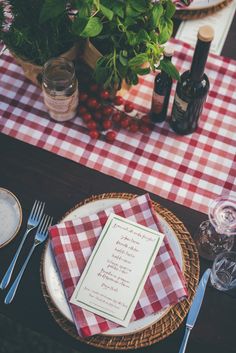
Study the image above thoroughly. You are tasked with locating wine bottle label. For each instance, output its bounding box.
[171,94,188,121]
[151,92,165,114]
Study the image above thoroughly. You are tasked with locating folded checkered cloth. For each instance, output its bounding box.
[49,194,188,337]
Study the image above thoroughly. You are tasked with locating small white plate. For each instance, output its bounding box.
[43,196,184,336]
[178,0,226,10]
[0,187,22,248]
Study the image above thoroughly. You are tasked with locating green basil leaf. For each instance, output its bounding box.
[101,0,124,17]
[150,3,163,28]
[165,0,176,18]
[126,31,137,46]
[80,17,103,37]
[137,29,150,44]
[39,0,66,23]
[95,66,107,84]
[124,17,137,27]
[126,3,140,18]
[112,2,124,18]
[119,52,128,66]
[159,59,180,80]
[129,0,148,13]
[149,31,158,43]
[131,73,139,85]
[117,61,128,77]
[95,57,109,84]
[158,17,173,44]
[135,67,150,75]
[100,4,114,21]
[129,53,149,67]
[72,16,88,35]
[77,4,91,18]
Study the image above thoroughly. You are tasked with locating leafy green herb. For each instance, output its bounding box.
[100,5,113,21]
[68,0,178,89]
[0,0,76,66]
[39,0,66,23]
[159,59,180,80]
[0,0,179,89]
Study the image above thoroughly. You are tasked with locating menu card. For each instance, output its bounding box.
[70,213,164,327]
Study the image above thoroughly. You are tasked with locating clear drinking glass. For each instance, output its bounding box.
[210,251,236,291]
[194,195,236,260]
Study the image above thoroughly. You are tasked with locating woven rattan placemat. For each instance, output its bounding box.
[40,193,199,350]
[174,0,232,19]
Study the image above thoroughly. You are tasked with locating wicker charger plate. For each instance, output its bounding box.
[174,0,232,19]
[40,193,199,350]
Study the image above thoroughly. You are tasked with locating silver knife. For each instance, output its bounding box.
[178,268,211,353]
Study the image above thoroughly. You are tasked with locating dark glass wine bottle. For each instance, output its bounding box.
[151,46,174,123]
[169,25,214,135]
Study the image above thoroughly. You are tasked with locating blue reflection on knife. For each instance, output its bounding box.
[178,268,211,353]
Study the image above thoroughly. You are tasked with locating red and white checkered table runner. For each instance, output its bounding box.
[0,38,235,214]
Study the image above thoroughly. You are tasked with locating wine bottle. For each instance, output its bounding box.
[151,46,174,123]
[169,25,214,135]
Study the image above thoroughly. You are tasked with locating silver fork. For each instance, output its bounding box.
[4,214,53,304]
[0,200,45,289]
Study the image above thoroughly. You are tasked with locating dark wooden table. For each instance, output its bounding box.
[0,13,236,353]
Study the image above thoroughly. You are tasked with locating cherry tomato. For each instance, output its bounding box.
[81,112,92,123]
[100,90,110,100]
[87,120,97,130]
[86,98,99,110]
[129,120,139,132]
[106,130,117,142]
[103,119,112,130]
[102,105,113,116]
[124,102,134,113]
[113,95,123,106]
[120,116,130,128]
[112,112,122,123]
[89,129,100,139]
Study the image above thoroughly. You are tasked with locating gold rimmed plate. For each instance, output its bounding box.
[175,0,232,19]
[0,187,22,248]
[40,193,199,350]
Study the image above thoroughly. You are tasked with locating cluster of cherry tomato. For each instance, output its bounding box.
[78,84,153,141]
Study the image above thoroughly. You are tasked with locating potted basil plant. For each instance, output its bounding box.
[40,0,179,91]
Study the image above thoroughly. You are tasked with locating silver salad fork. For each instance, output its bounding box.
[0,200,45,289]
[4,214,53,304]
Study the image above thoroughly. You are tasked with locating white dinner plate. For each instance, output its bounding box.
[179,0,227,10]
[42,196,184,336]
[0,187,22,248]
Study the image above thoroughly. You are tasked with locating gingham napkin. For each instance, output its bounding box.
[49,194,188,337]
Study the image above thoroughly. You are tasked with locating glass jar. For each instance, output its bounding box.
[42,57,78,121]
